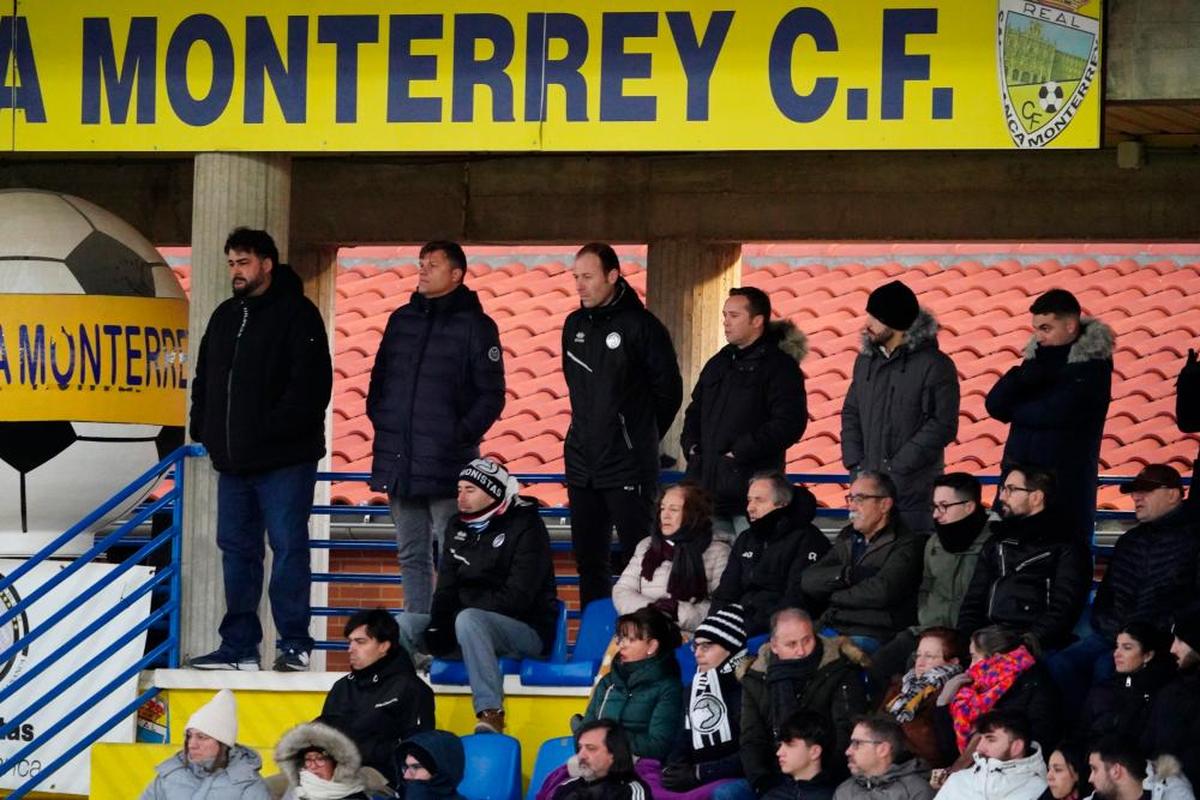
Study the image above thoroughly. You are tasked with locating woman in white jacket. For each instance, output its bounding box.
[612,484,730,633]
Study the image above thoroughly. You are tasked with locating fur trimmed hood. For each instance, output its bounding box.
[859,308,940,356]
[1021,315,1115,363]
[767,319,808,363]
[740,634,871,679]
[274,721,391,793]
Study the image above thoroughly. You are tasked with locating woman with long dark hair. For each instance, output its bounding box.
[613,483,730,632]
[1076,621,1175,745]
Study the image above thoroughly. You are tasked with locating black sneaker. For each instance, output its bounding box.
[273,649,311,672]
[188,649,260,671]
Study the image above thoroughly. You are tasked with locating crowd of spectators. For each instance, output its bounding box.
[172,234,1200,800]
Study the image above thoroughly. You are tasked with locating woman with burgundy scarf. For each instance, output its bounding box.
[613,483,731,632]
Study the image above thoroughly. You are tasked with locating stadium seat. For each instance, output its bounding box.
[459,733,523,800]
[524,736,575,800]
[521,599,616,686]
[432,600,567,685]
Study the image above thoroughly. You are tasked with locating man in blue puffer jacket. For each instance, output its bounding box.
[367,241,506,615]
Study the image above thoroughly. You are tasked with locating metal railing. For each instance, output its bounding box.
[0,445,1137,795]
[0,444,193,799]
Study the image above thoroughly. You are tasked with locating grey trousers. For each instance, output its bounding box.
[389,495,457,614]
[397,609,542,713]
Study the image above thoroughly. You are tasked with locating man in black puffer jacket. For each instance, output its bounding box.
[986,288,1114,542]
[710,473,831,638]
[188,227,332,672]
[1048,464,1200,709]
[956,466,1091,651]
[397,458,557,736]
[563,243,682,606]
[367,241,505,616]
[681,287,808,537]
[318,608,434,786]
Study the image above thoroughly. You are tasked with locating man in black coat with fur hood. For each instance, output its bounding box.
[986,288,1114,542]
[841,280,960,535]
[682,287,809,539]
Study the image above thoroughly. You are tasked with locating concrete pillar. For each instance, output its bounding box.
[644,240,742,466]
[291,243,339,671]
[182,153,291,663]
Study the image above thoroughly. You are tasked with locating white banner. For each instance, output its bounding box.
[0,560,155,795]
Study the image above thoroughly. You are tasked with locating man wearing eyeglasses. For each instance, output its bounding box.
[367,241,506,617]
[396,730,467,800]
[869,472,993,683]
[834,715,933,800]
[800,472,924,654]
[955,466,1090,652]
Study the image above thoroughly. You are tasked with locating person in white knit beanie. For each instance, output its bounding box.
[140,688,270,799]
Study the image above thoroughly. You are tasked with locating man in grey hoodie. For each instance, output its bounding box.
[833,715,932,800]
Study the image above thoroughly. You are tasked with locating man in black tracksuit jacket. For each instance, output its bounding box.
[681,286,808,535]
[188,227,332,671]
[367,241,506,616]
[396,458,557,734]
[956,466,1091,651]
[563,243,682,606]
[319,609,434,786]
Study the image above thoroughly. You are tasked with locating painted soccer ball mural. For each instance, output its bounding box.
[0,190,188,556]
[1038,81,1064,113]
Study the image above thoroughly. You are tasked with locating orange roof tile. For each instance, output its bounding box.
[161,244,1200,512]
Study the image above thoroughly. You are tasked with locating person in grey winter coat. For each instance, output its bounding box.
[841,281,960,535]
[985,289,1114,542]
[834,716,933,800]
[141,689,270,800]
[271,721,394,799]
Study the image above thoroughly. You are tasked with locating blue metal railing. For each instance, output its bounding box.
[0,444,194,799]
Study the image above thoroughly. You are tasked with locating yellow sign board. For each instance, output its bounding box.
[2,0,1102,151]
[0,295,188,426]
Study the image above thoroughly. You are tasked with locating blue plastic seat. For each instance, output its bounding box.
[524,736,575,800]
[458,733,523,800]
[432,600,567,686]
[521,599,616,686]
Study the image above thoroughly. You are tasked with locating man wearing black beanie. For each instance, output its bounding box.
[841,280,960,534]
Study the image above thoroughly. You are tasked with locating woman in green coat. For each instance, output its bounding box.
[581,607,684,761]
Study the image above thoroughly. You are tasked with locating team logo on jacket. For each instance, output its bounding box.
[492,533,506,548]
[997,0,1100,148]
[488,346,501,362]
[605,332,622,349]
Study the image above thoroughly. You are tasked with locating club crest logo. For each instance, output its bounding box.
[997,0,1100,148]
[605,332,622,350]
[0,575,31,689]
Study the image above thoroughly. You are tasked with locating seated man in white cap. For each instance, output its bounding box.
[140,688,270,799]
[396,457,558,734]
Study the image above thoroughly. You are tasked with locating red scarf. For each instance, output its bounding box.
[949,645,1035,750]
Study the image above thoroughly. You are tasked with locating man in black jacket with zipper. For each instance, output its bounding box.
[563,242,683,606]
[395,458,557,736]
[681,287,808,539]
[188,227,332,672]
[367,241,506,616]
[955,466,1090,651]
[319,608,434,785]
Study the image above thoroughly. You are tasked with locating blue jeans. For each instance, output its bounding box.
[389,495,457,614]
[1046,631,1115,709]
[711,779,756,800]
[397,608,542,713]
[216,461,316,656]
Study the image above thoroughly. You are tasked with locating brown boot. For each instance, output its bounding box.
[474,708,505,734]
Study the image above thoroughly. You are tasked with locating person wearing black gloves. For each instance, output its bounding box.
[395,458,557,735]
[986,288,1114,542]
[563,242,683,606]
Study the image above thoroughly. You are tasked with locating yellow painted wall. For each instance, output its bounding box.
[91,690,587,800]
